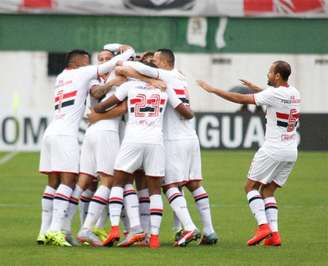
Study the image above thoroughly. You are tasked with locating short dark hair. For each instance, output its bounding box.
[273,60,291,81]
[66,49,90,66]
[156,48,175,67]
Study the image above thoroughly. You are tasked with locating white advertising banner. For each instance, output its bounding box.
[0,0,327,18]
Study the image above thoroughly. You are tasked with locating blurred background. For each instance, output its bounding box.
[0,0,327,152]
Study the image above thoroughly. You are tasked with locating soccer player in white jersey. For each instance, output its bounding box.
[197,60,301,246]
[37,46,135,247]
[116,49,217,246]
[93,68,193,248]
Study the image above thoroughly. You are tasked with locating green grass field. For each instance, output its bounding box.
[0,151,327,266]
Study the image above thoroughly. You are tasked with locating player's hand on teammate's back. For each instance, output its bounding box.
[87,109,101,124]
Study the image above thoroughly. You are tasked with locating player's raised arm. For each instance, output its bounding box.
[197,80,256,105]
[167,87,193,119]
[97,45,135,75]
[115,66,166,91]
[93,95,121,113]
[239,79,263,92]
[90,75,126,99]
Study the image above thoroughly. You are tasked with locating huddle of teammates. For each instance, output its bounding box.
[37,43,217,248]
[37,42,301,248]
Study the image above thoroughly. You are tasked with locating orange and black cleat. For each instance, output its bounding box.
[149,234,160,249]
[264,231,281,246]
[247,224,272,246]
[103,226,120,247]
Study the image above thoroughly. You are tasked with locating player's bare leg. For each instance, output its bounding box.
[37,173,60,244]
[78,173,113,247]
[245,179,272,246]
[261,182,281,246]
[185,180,216,245]
[146,176,163,248]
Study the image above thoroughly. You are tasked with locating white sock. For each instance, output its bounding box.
[173,212,182,232]
[79,189,94,227]
[149,194,163,236]
[39,186,56,234]
[247,190,268,226]
[192,186,215,235]
[62,185,83,233]
[138,188,150,234]
[166,187,196,231]
[264,197,278,232]
[49,184,73,232]
[120,206,130,233]
[108,186,124,227]
[83,185,110,230]
[123,184,140,228]
[95,202,109,229]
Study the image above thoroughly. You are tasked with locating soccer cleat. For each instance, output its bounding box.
[103,226,121,247]
[149,234,160,249]
[175,229,201,247]
[46,231,72,247]
[117,226,145,247]
[65,232,81,246]
[199,232,219,245]
[135,234,150,247]
[36,233,46,245]
[77,229,103,247]
[247,224,272,246]
[264,232,281,246]
[174,229,184,242]
[93,227,108,242]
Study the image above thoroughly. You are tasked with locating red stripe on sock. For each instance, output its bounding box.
[55,193,71,200]
[92,196,108,204]
[194,193,208,199]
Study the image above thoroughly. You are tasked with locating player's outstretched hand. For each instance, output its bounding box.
[239,79,262,92]
[148,79,166,91]
[87,109,101,124]
[196,80,215,93]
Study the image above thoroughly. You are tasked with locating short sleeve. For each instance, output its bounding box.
[79,65,98,81]
[114,82,129,101]
[89,79,100,90]
[254,87,276,106]
[167,86,182,108]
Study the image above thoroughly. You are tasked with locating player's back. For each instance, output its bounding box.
[118,80,168,144]
[162,69,196,141]
[261,85,301,161]
[45,66,97,137]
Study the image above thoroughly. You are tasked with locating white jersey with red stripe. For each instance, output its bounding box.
[86,72,122,134]
[122,61,197,140]
[160,69,197,141]
[114,79,182,144]
[44,66,98,137]
[254,85,301,161]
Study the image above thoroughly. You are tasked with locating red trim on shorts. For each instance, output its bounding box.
[97,171,112,177]
[40,171,78,175]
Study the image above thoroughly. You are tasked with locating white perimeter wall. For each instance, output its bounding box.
[0,51,328,114]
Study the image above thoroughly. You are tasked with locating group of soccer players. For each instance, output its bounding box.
[37,41,301,248]
[37,43,218,248]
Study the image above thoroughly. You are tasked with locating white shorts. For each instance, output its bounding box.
[247,148,295,187]
[80,130,120,177]
[114,142,165,177]
[39,135,79,174]
[162,138,203,186]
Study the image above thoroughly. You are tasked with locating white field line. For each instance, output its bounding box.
[0,151,19,165]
